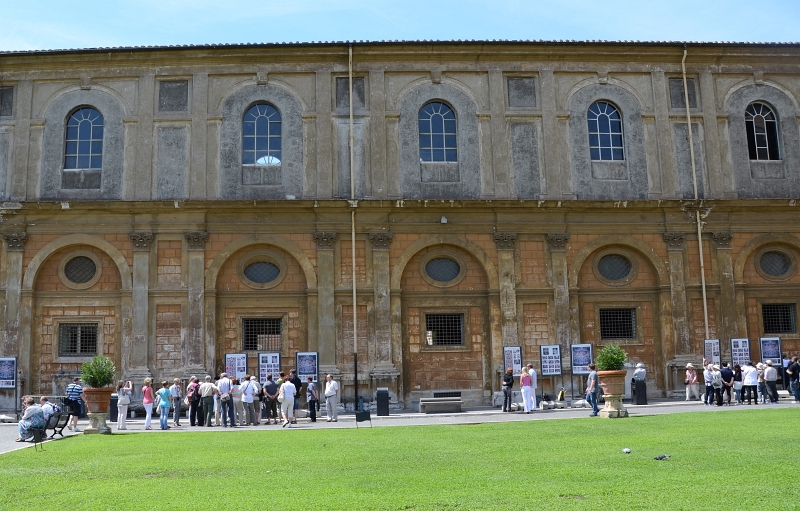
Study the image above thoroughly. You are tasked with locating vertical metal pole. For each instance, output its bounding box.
[349,43,359,411]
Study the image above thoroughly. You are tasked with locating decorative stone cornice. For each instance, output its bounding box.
[368,232,393,250]
[129,232,154,251]
[313,232,337,249]
[3,231,26,251]
[545,233,570,251]
[493,232,517,250]
[663,232,686,250]
[711,232,733,248]
[184,231,209,250]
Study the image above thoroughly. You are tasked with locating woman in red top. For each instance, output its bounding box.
[142,378,155,430]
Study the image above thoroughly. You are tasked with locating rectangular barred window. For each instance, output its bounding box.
[242,318,282,351]
[425,314,464,346]
[59,323,98,357]
[762,304,796,334]
[599,308,636,340]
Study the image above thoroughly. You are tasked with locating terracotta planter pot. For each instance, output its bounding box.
[597,370,627,395]
[82,387,114,413]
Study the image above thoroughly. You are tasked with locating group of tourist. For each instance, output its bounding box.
[502,364,539,413]
[684,356,800,406]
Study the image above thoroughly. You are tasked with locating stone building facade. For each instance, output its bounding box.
[0,40,799,410]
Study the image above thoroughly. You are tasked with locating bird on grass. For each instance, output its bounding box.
[654,454,671,460]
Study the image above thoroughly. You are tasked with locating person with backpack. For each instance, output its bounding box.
[710,365,724,406]
[65,376,85,432]
[186,376,202,427]
[501,367,514,412]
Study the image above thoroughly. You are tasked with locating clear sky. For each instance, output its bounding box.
[2,0,799,52]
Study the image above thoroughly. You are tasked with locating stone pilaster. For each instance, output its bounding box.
[368,232,399,401]
[712,232,740,347]
[185,232,208,375]
[546,233,571,348]
[663,233,691,355]
[127,232,152,382]
[314,232,339,375]
[494,233,518,346]
[2,232,25,404]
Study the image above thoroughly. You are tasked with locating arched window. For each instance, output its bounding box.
[587,101,624,161]
[745,102,780,160]
[242,103,281,165]
[64,107,104,170]
[419,101,457,162]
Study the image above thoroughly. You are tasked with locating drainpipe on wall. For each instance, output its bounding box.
[682,45,710,341]
[349,43,359,410]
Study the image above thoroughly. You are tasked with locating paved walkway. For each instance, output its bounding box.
[2,398,795,455]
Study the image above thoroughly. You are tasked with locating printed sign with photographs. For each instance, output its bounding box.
[539,345,562,376]
[729,339,750,367]
[0,357,16,389]
[571,344,593,375]
[225,353,248,381]
[704,339,721,365]
[759,337,782,364]
[503,346,522,376]
[296,352,318,382]
[258,353,281,384]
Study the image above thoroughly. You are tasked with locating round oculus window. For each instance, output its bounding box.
[597,254,632,281]
[243,261,281,284]
[759,251,791,277]
[425,257,461,283]
[64,256,98,284]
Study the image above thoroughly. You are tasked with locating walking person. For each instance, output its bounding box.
[241,376,258,426]
[520,367,533,414]
[733,364,743,404]
[742,361,759,405]
[685,363,699,401]
[279,376,297,427]
[198,375,217,427]
[65,376,85,432]
[169,378,182,426]
[324,374,339,422]
[720,363,734,406]
[306,376,319,422]
[763,360,779,403]
[186,376,202,427]
[263,374,279,424]
[586,363,600,417]
[156,381,172,430]
[142,378,155,430]
[786,356,800,403]
[117,380,132,431]
[502,367,514,412]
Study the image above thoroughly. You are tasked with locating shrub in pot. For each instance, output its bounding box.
[80,356,116,434]
[595,344,627,395]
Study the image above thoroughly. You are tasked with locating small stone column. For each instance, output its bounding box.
[494,233,518,346]
[185,232,208,374]
[127,232,153,382]
[314,232,339,376]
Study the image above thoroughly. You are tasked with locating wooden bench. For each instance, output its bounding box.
[419,397,463,414]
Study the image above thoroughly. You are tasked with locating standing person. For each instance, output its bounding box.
[703,364,714,406]
[216,372,236,427]
[720,363,734,406]
[186,376,202,427]
[786,356,800,403]
[263,374,279,424]
[501,367,514,412]
[711,365,724,406]
[733,364,743,405]
[586,363,600,417]
[306,376,319,422]
[251,376,263,424]
[529,364,538,411]
[520,368,533,414]
[279,376,297,427]
[231,378,243,426]
[324,374,339,422]
[763,360,779,403]
[276,372,285,386]
[65,376,84,432]
[142,378,155,431]
[756,363,768,404]
[198,375,217,427]
[742,361,759,405]
[117,380,132,431]
[241,376,258,426]
[169,378,182,427]
[289,370,303,424]
[157,381,172,430]
[685,363,699,401]
[632,363,647,404]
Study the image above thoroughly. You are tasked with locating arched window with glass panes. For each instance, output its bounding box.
[745,102,780,161]
[242,103,282,165]
[64,107,104,171]
[418,101,457,162]
[587,101,624,161]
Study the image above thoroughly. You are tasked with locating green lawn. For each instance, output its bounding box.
[2,408,798,510]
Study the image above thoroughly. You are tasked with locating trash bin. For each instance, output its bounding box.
[376,388,390,416]
[634,380,647,405]
[109,393,119,422]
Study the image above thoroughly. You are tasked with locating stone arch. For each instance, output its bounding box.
[398,82,481,199]
[564,76,649,114]
[205,234,317,290]
[733,233,800,284]
[218,83,304,200]
[22,234,132,290]
[568,83,649,200]
[390,234,499,290]
[568,234,668,289]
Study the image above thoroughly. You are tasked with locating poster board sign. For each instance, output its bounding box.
[0,357,16,389]
[730,338,750,367]
[296,352,319,382]
[258,353,281,384]
[704,339,721,365]
[570,344,593,375]
[759,337,782,364]
[503,346,523,376]
[539,345,562,376]
[225,353,247,381]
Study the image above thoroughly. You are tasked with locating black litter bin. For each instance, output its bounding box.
[109,393,119,422]
[376,388,390,416]
[634,380,647,405]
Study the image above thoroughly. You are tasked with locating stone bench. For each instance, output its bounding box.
[419,397,463,413]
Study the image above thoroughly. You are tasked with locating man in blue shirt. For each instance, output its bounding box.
[586,364,599,417]
[65,377,84,432]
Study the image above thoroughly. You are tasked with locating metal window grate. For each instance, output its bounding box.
[762,303,796,334]
[59,323,98,357]
[599,308,636,340]
[425,314,464,346]
[243,261,280,284]
[760,251,791,277]
[242,318,282,352]
[425,258,460,283]
[64,256,97,284]
[433,391,462,398]
[597,254,632,281]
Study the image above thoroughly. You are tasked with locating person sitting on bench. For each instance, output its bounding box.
[17,397,46,442]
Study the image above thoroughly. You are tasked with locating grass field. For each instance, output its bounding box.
[2,408,798,510]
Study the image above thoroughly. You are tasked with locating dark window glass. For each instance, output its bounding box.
[425,257,461,282]
[762,304,796,334]
[64,107,103,170]
[242,103,281,166]
[419,102,457,162]
[0,86,12,116]
[597,254,632,281]
[599,308,636,340]
[59,323,98,357]
[243,261,281,284]
[242,318,282,351]
[745,103,780,161]
[587,101,624,161]
[425,314,464,346]
[760,251,791,278]
[64,256,97,284]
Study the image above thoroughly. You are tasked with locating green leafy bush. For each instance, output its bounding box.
[80,356,116,388]
[596,343,627,371]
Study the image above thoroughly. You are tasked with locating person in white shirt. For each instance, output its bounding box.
[40,396,55,422]
[240,376,258,426]
[741,361,758,405]
[169,378,182,427]
[763,360,779,403]
[279,378,297,427]
[527,364,538,410]
[216,373,235,427]
[324,374,339,422]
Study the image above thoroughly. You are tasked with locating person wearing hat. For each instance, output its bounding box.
[756,362,767,404]
[685,363,699,401]
[632,363,647,405]
[65,376,85,432]
[710,364,724,406]
[763,360,779,403]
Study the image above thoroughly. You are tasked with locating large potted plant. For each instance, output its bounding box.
[595,344,629,418]
[81,355,116,434]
